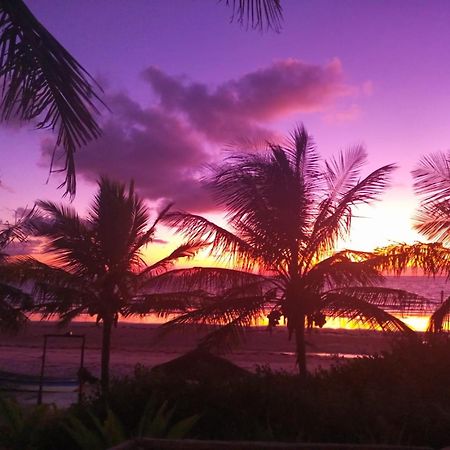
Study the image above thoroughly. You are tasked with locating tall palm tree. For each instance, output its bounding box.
[149,125,429,375]
[10,178,200,397]
[412,152,450,332]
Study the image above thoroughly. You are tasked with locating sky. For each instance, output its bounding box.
[2,0,450,261]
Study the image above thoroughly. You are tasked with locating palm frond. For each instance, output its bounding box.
[164,212,258,270]
[34,201,99,275]
[321,292,414,334]
[142,266,268,295]
[125,291,209,317]
[304,250,382,290]
[413,152,450,206]
[5,257,95,315]
[0,207,37,254]
[328,286,434,315]
[324,145,367,203]
[374,242,450,276]
[428,296,450,333]
[90,178,153,270]
[302,162,396,267]
[0,282,31,331]
[157,292,268,352]
[0,0,104,196]
[197,309,261,353]
[414,202,450,244]
[222,0,283,31]
[139,241,204,279]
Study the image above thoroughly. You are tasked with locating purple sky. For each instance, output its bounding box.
[3,0,450,253]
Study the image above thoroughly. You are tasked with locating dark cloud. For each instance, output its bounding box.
[42,94,214,212]
[41,59,357,212]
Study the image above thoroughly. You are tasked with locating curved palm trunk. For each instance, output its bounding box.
[101,314,113,399]
[295,314,307,378]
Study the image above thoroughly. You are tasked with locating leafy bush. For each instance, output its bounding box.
[96,338,450,447]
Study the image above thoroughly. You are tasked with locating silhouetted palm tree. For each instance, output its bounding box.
[412,152,450,332]
[154,125,428,375]
[10,178,200,397]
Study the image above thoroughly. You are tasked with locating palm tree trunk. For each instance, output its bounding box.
[101,314,113,400]
[295,315,307,378]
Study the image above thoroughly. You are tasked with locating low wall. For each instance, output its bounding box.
[110,438,434,450]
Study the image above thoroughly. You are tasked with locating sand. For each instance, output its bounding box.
[0,321,397,379]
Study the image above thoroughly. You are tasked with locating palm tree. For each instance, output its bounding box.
[412,152,450,332]
[149,125,429,375]
[10,178,200,397]
[0,209,35,331]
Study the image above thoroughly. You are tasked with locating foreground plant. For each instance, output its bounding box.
[65,400,198,450]
[151,125,430,375]
[0,395,55,450]
[10,178,201,398]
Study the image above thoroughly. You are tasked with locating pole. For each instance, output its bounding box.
[37,335,48,405]
[78,335,86,403]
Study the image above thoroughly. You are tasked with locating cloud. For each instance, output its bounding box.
[42,59,363,212]
[143,58,351,143]
[42,94,214,212]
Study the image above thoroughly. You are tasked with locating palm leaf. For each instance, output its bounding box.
[0,207,37,255]
[125,291,209,317]
[328,286,434,315]
[0,282,31,331]
[304,250,382,290]
[143,266,268,295]
[222,0,283,31]
[414,202,450,244]
[164,212,259,270]
[158,292,268,351]
[0,0,104,196]
[413,152,450,206]
[374,242,450,276]
[321,292,414,334]
[428,296,450,332]
[139,241,204,279]
[302,160,396,269]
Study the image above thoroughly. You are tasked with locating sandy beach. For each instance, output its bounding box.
[0,321,398,379]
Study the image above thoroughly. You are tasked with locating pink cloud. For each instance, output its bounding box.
[143,58,351,143]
